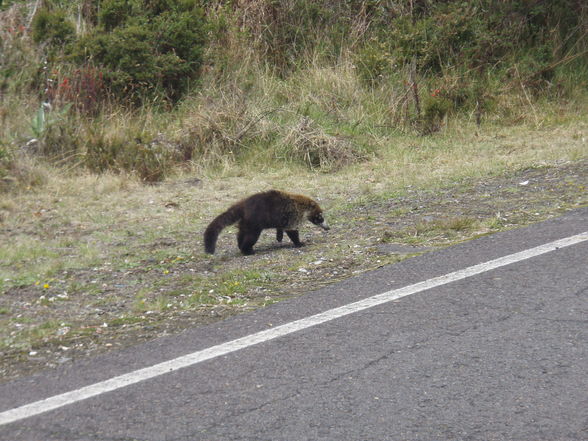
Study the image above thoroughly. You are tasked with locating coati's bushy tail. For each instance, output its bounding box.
[204,205,243,254]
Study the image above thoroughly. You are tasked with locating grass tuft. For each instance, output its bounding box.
[280,116,366,170]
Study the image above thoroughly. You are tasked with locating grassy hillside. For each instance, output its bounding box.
[1,0,587,186]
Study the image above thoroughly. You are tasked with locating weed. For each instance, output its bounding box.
[45,66,106,114]
[30,103,72,140]
[382,216,480,246]
[26,320,64,345]
[280,116,366,171]
[109,316,144,327]
[484,215,507,230]
[187,293,219,307]
[439,217,479,232]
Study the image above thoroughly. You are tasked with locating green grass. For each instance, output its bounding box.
[1,1,587,380]
[0,148,586,374]
[381,216,481,245]
[1,26,587,376]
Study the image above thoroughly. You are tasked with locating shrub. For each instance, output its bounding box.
[98,0,133,31]
[84,133,179,183]
[31,8,75,47]
[178,89,264,163]
[383,4,485,75]
[280,117,366,171]
[68,0,206,103]
[44,65,105,114]
[72,25,159,100]
[0,143,48,192]
[421,93,452,134]
[354,39,393,85]
[238,0,356,74]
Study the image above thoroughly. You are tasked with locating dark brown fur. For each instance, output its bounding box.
[204,190,329,255]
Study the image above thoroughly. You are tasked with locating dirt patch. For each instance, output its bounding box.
[1,159,587,382]
[359,160,587,239]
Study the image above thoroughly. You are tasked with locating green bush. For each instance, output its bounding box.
[354,39,393,85]
[68,0,206,103]
[383,4,486,75]
[98,0,134,31]
[31,8,75,47]
[0,0,24,11]
[84,133,178,183]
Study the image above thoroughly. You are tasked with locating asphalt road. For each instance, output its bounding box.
[1,207,587,441]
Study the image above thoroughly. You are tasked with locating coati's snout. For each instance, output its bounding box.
[309,211,330,230]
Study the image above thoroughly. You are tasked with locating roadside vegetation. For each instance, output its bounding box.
[1,0,587,380]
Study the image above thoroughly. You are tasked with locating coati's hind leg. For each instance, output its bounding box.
[285,230,304,248]
[237,225,262,255]
[276,229,284,242]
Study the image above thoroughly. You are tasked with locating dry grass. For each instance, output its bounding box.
[177,85,273,167]
[1,117,587,380]
[280,116,365,170]
[1,17,588,378]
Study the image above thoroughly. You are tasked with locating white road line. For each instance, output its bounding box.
[1,232,587,426]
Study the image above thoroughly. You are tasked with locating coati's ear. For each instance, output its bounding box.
[309,212,330,230]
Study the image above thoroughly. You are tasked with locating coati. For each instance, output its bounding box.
[204,190,329,255]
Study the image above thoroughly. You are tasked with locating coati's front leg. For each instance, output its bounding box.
[285,230,304,248]
[276,229,284,242]
[237,224,262,255]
